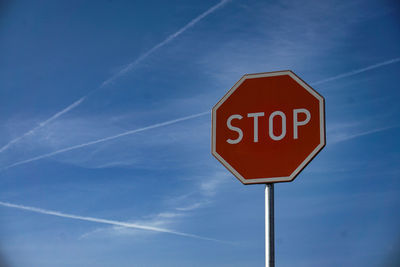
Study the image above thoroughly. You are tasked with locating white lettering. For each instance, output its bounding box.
[226,114,243,144]
[269,111,286,141]
[293,109,311,139]
[247,112,265,142]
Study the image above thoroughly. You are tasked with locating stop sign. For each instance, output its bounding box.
[212,70,325,184]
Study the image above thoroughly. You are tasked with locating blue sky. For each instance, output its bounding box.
[0,0,399,266]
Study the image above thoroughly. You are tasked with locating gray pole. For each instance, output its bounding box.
[265,183,275,267]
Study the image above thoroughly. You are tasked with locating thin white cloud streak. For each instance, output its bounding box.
[80,211,185,239]
[0,0,231,154]
[176,202,208,211]
[81,171,232,238]
[311,57,400,85]
[3,57,400,170]
[330,125,398,144]
[2,111,210,170]
[0,97,86,153]
[100,0,231,88]
[0,200,228,243]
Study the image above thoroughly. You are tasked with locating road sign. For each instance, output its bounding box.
[212,70,325,184]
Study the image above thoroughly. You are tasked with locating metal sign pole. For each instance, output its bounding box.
[265,183,275,267]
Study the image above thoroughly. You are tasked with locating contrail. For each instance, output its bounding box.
[0,97,86,153]
[3,56,400,170]
[2,111,210,170]
[331,125,399,144]
[311,57,400,85]
[0,200,227,243]
[0,0,231,154]
[100,0,231,88]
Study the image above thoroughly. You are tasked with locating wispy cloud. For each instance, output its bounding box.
[100,0,231,88]
[200,0,379,84]
[3,57,399,171]
[80,211,186,239]
[0,97,86,153]
[174,170,231,211]
[199,170,231,197]
[1,111,210,171]
[0,0,231,154]
[175,202,209,212]
[0,200,228,243]
[329,125,399,144]
[311,57,400,85]
[82,169,232,239]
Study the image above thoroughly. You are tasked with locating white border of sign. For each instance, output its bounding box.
[211,70,326,184]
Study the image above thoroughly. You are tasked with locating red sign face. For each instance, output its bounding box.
[212,71,325,184]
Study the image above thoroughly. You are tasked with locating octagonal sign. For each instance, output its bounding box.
[212,70,325,184]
